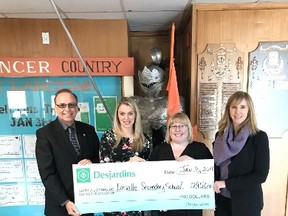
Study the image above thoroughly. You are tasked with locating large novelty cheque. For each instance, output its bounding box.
[73,159,215,214]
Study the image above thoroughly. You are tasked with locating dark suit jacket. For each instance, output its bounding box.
[214,130,270,215]
[36,118,99,216]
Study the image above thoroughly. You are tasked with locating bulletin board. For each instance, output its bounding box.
[0,76,121,216]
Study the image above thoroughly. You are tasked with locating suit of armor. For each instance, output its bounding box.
[132,48,184,146]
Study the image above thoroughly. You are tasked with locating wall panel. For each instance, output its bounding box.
[70,19,129,57]
[0,19,129,58]
[191,3,288,216]
[0,19,72,57]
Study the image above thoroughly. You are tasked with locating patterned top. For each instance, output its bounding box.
[99,129,151,216]
[100,129,151,163]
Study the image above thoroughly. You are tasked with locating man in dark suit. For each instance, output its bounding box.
[36,88,99,216]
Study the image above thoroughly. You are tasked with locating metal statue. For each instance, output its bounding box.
[132,47,184,146]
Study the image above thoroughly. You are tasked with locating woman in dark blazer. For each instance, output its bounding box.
[149,112,213,216]
[213,91,270,216]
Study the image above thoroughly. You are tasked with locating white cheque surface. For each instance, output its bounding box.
[73,159,215,214]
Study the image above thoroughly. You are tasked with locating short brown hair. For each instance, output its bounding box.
[54,89,78,104]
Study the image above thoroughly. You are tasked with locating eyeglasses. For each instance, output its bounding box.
[170,124,187,130]
[55,103,77,109]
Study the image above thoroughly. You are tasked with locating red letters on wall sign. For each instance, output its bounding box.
[0,57,134,77]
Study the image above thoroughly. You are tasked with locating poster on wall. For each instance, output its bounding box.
[94,96,117,131]
[197,44,244,139]
[248,41,288,138]
[0,76,121,216]
[76,102,91,124]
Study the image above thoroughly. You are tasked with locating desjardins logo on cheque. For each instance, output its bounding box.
[76,168,136,183]
[76,168,91,183]
[94,170,136,180]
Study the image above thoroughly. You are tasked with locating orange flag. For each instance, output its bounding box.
[166,23,181,120]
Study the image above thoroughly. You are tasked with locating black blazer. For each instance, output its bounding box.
[36,118,99,215]
[214,130,270,215]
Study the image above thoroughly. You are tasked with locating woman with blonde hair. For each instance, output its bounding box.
[99,97,151,216]
[213,91,270,216]
[150,112,212,216]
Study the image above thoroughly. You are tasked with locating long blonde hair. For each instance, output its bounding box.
[113,97,145,152]
[218,91,259,136]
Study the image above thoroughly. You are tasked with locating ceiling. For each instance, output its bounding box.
[0,0,287,32]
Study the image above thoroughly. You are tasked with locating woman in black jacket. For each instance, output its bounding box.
[213,91,270,216]
[150,112,213,216]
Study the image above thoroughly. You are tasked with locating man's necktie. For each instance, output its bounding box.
[67,127,80,156]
